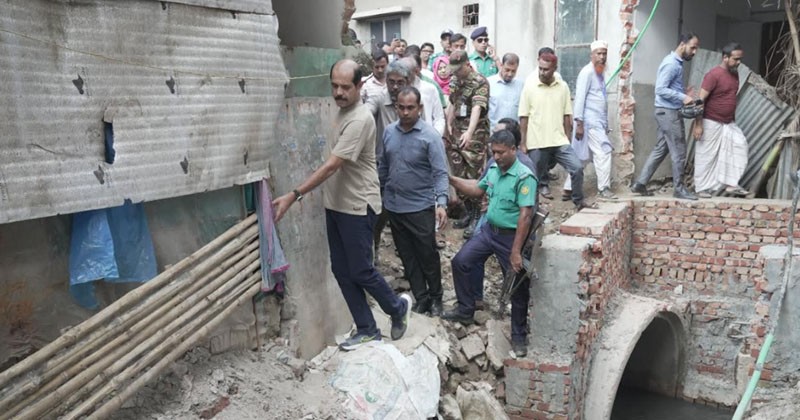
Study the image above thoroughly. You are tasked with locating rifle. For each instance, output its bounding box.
[495,204,549,318]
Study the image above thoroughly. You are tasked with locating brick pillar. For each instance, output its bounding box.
[616,0,639,184]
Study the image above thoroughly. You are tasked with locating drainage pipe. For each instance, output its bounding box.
[732,170,800,420]
[606,0,660,88]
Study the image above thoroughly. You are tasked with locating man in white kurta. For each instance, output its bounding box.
[564,40,616,200]
[692,43,749,198]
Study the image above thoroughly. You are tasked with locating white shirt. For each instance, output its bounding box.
[414,78,446,136]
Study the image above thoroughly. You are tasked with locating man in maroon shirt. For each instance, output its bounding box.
[692,43,749,198]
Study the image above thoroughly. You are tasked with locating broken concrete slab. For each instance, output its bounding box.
[440,394,463,420]
[456,384,509,420]
[486,319,512,371]
[460,334,485,361]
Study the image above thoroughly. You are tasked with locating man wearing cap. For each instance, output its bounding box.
[445,50,490,238]
[428,30,454,71]
[468,26,499,77]
[564,40,617,201]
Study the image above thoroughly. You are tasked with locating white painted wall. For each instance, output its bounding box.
[631,0,680,85]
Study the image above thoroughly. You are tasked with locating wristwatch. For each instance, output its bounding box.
[292,189,303,202]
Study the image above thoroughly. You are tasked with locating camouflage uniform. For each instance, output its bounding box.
[448,71,490,184]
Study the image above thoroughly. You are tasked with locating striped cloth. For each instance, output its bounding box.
[694,119,749,192]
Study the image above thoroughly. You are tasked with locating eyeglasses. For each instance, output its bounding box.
[475,37,489,43]
[421,49,434,54]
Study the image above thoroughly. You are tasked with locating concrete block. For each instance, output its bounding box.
[440,394,463,420]
[486,319,512,371]
[504,366,531,408]
[559,213,614,236]
[456,385,509,420]
[460,334,485,361]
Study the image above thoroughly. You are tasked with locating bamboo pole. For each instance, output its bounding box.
[87,280,263,420]
[0,227,258,412]
[45,239,259,379]
[0,214,257,391]
[2,246,261,420]
[46,254,261,418]
[785,0,800,63]
[68,273,262,419]
[7,260,261,420]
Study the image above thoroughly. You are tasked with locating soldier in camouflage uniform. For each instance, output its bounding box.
[446,50,490,238]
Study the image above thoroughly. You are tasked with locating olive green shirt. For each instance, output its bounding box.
[323,102,382,215]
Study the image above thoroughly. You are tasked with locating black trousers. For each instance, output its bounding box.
[387,207,443,302]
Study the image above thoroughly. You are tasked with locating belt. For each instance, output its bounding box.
[488,223,516,235]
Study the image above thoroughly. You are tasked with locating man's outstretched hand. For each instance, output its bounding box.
[272,193,295,222]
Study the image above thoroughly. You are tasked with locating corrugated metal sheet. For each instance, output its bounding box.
[162,0,273,14]
[734,79,796,194]
[0,0,288,224]
[685,50,796,197]
[770,138,800,198]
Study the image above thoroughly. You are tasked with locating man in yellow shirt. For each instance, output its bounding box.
[519,52,589,209]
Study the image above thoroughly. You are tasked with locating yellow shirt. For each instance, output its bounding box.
[518,76,572,150]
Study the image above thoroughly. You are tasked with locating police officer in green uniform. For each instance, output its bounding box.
[468,26,499,77]
[446,49,491,238]
[442,130,537,357]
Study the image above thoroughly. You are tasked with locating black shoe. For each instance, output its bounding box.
[441,309,475,325]
[453,203,472,229]
[561,190,572,202]
[430,299,443,317]
[463,208,481,239]
[391,294,412,340]
[512,340,527,358]
[412,297,432,314]
[631,182,653,196]
[673,185,698,201]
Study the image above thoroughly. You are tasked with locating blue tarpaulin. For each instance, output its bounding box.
[68,199,157,309]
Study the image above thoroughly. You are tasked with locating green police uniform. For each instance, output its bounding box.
[468,52,498,77]
[448,71,490,183]
[478,159,537,228]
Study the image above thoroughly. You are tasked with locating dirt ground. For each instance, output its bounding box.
[117,170,591,420]
[116,171,724,420]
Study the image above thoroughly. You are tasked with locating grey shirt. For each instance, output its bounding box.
[378,119,449,213]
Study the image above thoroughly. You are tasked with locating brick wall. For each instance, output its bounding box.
[503,203,633,419]
[630,199,799,404]
[507,198,798,417]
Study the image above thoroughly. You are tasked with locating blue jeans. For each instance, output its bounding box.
[451,224,530,343]
[528,144,584,205]
[326,208,404,336]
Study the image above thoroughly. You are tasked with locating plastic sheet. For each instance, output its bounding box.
[330,342,440,420]
[68,200,157,309]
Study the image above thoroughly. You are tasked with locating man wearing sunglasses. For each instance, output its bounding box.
[468,26,499,77]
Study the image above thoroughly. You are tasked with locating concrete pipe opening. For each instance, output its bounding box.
[611,312,728,420]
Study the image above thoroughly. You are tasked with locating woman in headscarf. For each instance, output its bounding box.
[432,55,451,96]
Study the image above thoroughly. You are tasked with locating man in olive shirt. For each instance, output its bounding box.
[273,59,411,351]
[442,130,536,357]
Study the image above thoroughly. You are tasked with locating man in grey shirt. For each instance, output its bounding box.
[379,87,449,316]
